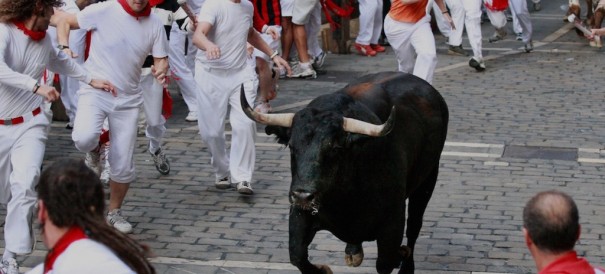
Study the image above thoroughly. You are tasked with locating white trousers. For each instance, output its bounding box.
[485,7,507,29]
[384,15,438,84]
[305,3,323,58]
[433,4,451,38]
[194,64,257,183]
[509,0,532,43]
[0,105,51,254]
[447,0,483,59]
[72,88,139,183]
[169,24,199,113]
[140,70,166,153]
[356,0,383,45]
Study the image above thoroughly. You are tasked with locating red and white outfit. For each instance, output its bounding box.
[0,22,91,255]
[47,0,89,128]
[26,227,135,274]
[356,0,383,46]
[384,0,439,84]
[71,1,168,183]
[195,0,258,185]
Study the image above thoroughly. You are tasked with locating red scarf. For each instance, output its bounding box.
[13,21,46,41]
[44,226,87,274]
[117,0,152,19]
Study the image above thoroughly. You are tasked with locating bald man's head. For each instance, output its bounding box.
[523,190,580,253]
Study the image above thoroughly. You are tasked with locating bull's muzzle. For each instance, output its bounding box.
[290,190,319,215]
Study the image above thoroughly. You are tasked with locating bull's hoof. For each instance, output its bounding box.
[344,250,364,267]
[399,245,412,258]
[314,264,333,274]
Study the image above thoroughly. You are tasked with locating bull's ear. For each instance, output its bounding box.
[265,125,290,146]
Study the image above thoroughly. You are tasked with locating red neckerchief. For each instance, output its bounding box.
[44,226,87,274]
[539,251,597,274]
[117,0,151,19]
[12,21,46,41]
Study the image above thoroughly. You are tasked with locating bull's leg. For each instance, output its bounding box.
[400,164,439,274]
[344,243,364,267]
[289,209,332,274]
[375,211,405,274]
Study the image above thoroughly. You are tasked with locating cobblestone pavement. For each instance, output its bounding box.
[3,1,605,273]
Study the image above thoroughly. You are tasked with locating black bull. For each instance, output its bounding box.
[241,71,449,274]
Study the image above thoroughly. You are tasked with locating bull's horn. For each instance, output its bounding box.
[240,84,295,127]
[342,107,395,137]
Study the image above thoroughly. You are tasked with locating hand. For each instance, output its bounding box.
[151,65,168,85]
[246,43,255,58]
[35,85,60,102]
[272,55,291,77]
[62,48,79,58]
[89,79,117,96]
[266,26,280,40]
[443,13,456,30]
[205,43,221,60]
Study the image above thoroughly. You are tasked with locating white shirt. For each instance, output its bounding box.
[77,1,168,96]
[0,23,91,118]
[26,239,135,274]
[196,0,253,70]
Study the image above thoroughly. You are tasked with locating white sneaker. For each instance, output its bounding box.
[289,62,316,78]
[150,147,170,175]
[236,181,254,195]
[100,164,110,185]
[185,111,198,122]
[85,149,102,175]
[312,51,327,70]
[106,209,133,234]
[1,258,18,274]
[215,176,232,189]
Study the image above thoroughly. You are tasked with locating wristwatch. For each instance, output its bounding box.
[57,44,69,50]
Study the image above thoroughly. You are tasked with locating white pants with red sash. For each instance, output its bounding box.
[0,104,52,254]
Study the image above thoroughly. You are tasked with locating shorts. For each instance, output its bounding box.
[292,0,320,25]
[281,0,294,17]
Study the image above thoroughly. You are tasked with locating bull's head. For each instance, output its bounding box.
[240,86,395,214]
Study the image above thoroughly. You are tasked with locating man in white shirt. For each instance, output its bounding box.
[0,1,114,273]
[55,0,169,234]
[192,0,290,195]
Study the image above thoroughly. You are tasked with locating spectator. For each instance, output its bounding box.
[0,0,113,272]
[26,158,154,274]
[192,0,290,195]
[523,190,605,274]
[56,0,169,234]
[383,0,453,84]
